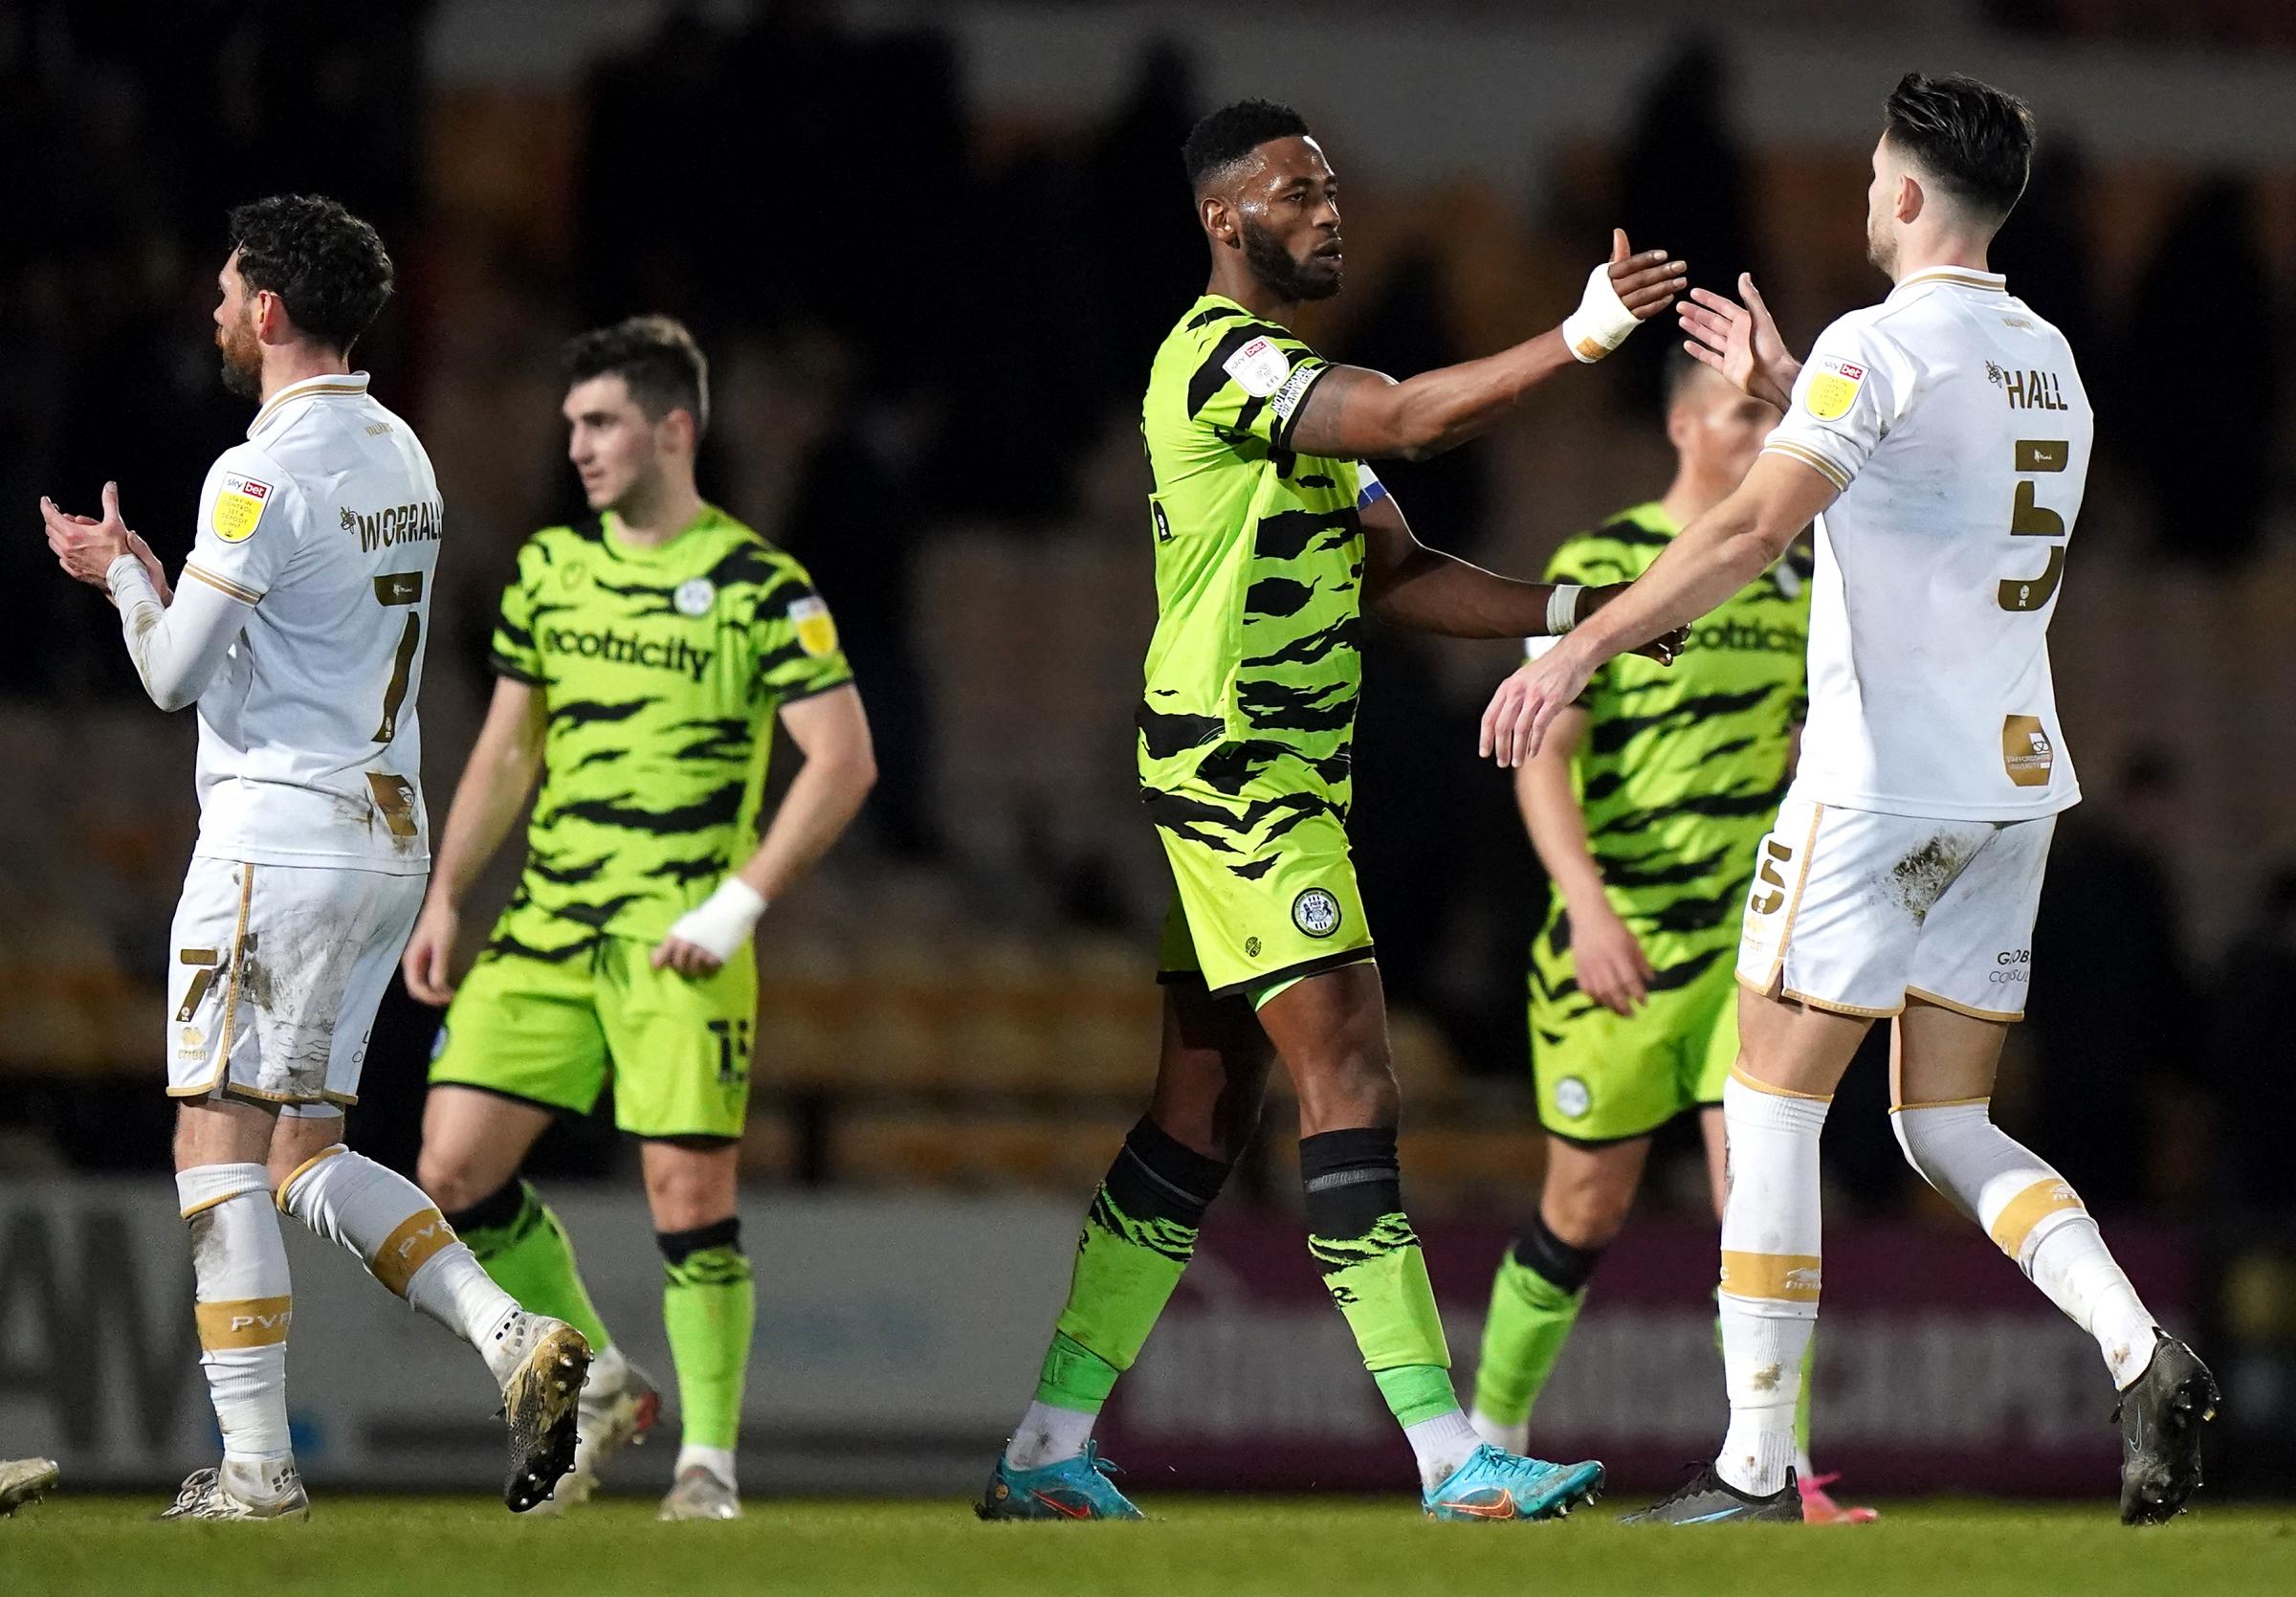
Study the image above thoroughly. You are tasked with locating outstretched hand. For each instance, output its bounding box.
[1603,229,1688,322]
[1678,273,1799,411]
[1480,643,1598,768]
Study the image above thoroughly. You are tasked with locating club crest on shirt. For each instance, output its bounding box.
[1222,335,1292,398]
[789,595,839,658]
[674,577,716,617]
[212,474,272,543]
[1803,359,1865,422]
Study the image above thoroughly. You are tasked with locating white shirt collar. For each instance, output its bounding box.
[1888,267,2007,302]
[248,370,372,438]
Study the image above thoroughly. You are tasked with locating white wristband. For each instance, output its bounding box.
[667,877,768,962]
[1546,584,1584,636]
[1559,260,1641,364]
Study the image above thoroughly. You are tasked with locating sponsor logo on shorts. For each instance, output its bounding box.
[1555,1076,1592,1119]
[1292,888,1342,940]
[1245,936,1263,959]
[674,577,716,617]
[430,1025,450,1061]
[177,1026,206,1059]
[1990,948,2031,987]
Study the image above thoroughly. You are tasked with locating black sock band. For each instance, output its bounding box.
[1512,1209,1603,1295]
[656,1216,741,1265]
[1299,1126,1403,1240]
[1102,1117,1231,1227]
[441,1177,532,1237]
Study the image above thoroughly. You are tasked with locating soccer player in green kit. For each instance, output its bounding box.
[404,317,876,1520]
[980,100,1688,1522]
[1464,349,1875,1523]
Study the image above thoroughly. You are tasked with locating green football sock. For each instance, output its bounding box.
[454,1179,612,1353]
[1036,1120,1228,1414]
[661,1228,755,1453]
[1712,1294,1816,1458]
[1302,1129,1460,1427]
[1472,1246,1588,1428]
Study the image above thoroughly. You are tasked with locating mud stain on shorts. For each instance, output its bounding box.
[1887,833,1980,924]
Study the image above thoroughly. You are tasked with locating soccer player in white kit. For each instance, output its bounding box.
[40,194,590,1520]
[1478,76,2216,1525]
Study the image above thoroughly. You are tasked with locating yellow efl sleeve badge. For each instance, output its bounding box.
[1802,361,1865,422]
[789,595,839,658]
[212,474,273,543]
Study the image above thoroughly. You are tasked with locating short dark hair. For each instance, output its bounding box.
[1663,343,1713,410]
[226,194,393,353]
[1182,99,1311,192]
[563,315,710,435]
[1882,72,2035,222]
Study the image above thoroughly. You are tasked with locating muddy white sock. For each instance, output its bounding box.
[1714,1074,1827,1497]
[1404,1407,1485,1493]
[277,1143,519,1365]
[1004,1400,1096,1471]
[676,1444,737,1490]
[1893,1101,2156,1387]
[178,1164,294,1467]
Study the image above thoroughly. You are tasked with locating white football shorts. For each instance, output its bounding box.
[166,856,424,1114]
[1735,797,2052,1021]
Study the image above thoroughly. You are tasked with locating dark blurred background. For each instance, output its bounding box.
[3,0,2294,1495]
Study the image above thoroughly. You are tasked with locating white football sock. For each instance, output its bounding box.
[676,1444,737,1489]
[1468,1407,1530,1455]
[589,1340,629,1394]
[1004,1401,1096,1471]
[1403,1407,1485,1493]
[178,1164,294,1466]
[277,1144,521,1373]
[1892,1100,2157,1387]
[1714,1073,1827,1497]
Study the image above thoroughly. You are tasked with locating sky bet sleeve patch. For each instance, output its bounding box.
[1802,359,1866,422]
[789,594,839,658]
[211,474,273,543]
[1222,335,1293,398]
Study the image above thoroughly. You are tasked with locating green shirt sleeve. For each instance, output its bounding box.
[1187,322,1329,450]
[488,541,543,683]
[754,564,855,703]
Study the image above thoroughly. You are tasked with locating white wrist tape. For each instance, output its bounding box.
[668,878,767,962]
[1546,584,1584,636]
[1559,261,1641,363]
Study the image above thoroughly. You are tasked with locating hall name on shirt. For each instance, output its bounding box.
[1985,362,2068,411]
[342,499,445,552]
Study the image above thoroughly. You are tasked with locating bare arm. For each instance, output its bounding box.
[1360,488,1687,659]
[402,677,546,1004]
[731,685,876,903]
[1515,705,1651,1015]
[1359,490,1556,638]
[1288,233,1685,462]
[1479,453,1838,765]
[651,684,876,976]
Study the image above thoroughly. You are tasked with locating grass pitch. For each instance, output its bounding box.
[10,1495,2291,1596]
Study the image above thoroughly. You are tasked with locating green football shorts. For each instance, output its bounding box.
[1530,948,1738,1144]
[429,937,757,1141]
[1155,802,1375,1004]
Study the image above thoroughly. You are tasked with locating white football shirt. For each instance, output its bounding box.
[1762,267,2086,822]
[180,371,442,873]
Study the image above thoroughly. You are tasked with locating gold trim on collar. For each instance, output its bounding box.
[1899,268,2006,293]
[250,376,369,433]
